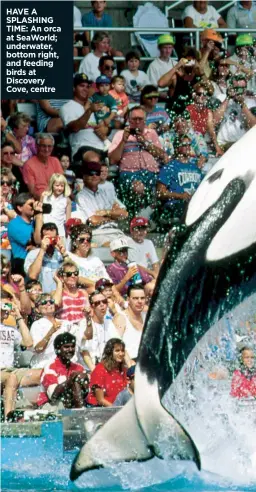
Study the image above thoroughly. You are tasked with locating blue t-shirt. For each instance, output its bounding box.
[159,159,203,206]
[89,93,117,124]
[7,215,34,259]
[82,11,112,27]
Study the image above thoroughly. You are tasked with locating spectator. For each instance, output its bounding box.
[67,224,110,283]
[59,154,76,186]
[95,277,125,318]
[113,285,146,360]
[113,364,135,406]
[140,85,170,133]
[183,1,226,29]
[227,1,256,30]
[214,74,256,148]
[82,1,113,42]
[107,238,154,297]
[79,31,112,81]
[41,174,71,238]
[227,34,255,91]
[109,75,129,118]
[60,73,108,159]
[6,112,36,163]
[36,100,69,134]
[20,279,43,328]
[211,60,232,102]
[121,51,150,103]
[1,255,20,300]
[97,55,117,83]
[109,106,166,216]
[187,81,223,155]
[37,332,89,409]
[199,29,224,79]
[76,161,128,246]
[24,223,66,294]
[1,142,25,191]
[99,163,123,206]
[127,217,160,279]
[7,193,43,274]
[147,34,176,98]
[156,135,203,222]
[86,338,127,407]
[158,46,202,115]
[89,75,117,129]
[230,346,256,398]
[56,260,90,323]
[22,133,63,200]
[83,291,119,371]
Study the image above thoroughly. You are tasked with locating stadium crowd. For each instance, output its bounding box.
[1,1,256,420]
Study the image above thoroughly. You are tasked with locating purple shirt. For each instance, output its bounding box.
[107,261,152,296]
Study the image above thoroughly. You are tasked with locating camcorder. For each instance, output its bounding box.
[129,127,139,136]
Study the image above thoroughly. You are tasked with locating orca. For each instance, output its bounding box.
[70,127,256,482]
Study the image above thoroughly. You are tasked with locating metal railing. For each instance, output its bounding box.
[164,0,237,17]
[217,1,236,13]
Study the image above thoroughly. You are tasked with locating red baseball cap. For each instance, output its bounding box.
[130,217,149,231]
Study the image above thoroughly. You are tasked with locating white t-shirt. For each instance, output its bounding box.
[30,318,86,369]
[120,70,150,102]
[43,194,68,238]
[127,238,159,269]
[84,318,118,365]
[60,100,105,157]
[0,323,22,368]
[182,5,220,28]
[147,57,175,89]
[217,97,256,145]
[79,52,103,82]
[67,252,110,282]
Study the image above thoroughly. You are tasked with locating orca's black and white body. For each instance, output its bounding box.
[70,127,256,483]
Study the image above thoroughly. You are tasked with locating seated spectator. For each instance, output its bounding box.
[41,174,71,238]
[5,112,36,163]
[227,34,255,91]
[187,81,223,156]
[95,277,125,318]
[7,193,43,274]
[107,238,154,297]
[140,85,170,133]
[67,224,110,283]
[156,135,203,222]
[113,285,146,361]
[97,55,117,86]
[37,332,89,409]
[24,223,66,294]
[147,34,176,98]
[1,255,20,301]
[60,73,108,159]
[89,75,117,131]
[211,60,232,102]
[59,154,76,187]
[199,29,224,79]
[99,163,124,206]
[20,278,43,328]
[79,31,112,81]
[1,142,25,192]
[158,46,202,115]
[230,346,256,398]
[109,106,167,216]
[127,217,160,279]
[56,260,90,323]
[36,100,70,134]
[83,291,119,371]
[183,1,226,29]
[30,293,92,369]
[227,1,256,30]
[113,364,135,406]
[82,1,113,43]
[76,161,128,246]
[22,133,63,200]
[159,111,208,168]
[86,338,127,407]
[109,76,129,118]
[214,74,256,148]
[121,51,150,104]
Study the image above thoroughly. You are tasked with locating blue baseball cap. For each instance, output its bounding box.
[96,75,111,85]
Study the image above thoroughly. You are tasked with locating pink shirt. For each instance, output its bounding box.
[22,155,63,197]
[108,128,162,173]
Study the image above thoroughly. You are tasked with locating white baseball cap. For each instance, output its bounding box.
[110,237,131,252]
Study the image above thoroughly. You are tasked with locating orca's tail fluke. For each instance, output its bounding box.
[70,398,153,481]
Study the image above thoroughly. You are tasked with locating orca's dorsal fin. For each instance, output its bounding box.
[70,398,153,481]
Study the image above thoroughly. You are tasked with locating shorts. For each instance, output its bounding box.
[1,368,29,384]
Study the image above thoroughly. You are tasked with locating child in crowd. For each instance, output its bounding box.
[60,154,76,186]
[41,174,71,238]
[121,51,150,103]
[89,75,117,127]
[109,76,129,118]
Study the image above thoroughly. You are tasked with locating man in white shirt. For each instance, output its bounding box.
[127,217,160,279]
[76,161,128,246]
[59,73,109,158]
[183,1,226,29]
[147,34,176,97]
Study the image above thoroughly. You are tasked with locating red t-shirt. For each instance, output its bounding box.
[86,362,127,406]
[22,155,63,198]
[186,104,210,135]
[230,370,256,398]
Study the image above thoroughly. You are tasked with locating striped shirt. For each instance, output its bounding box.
[36,100,70,133]
[57,290,89,323]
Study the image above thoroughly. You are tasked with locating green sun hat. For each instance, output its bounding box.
[158,34,175,46]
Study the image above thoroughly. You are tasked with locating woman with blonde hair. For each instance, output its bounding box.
[41,173,71,238]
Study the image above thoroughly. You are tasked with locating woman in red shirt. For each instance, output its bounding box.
[230,347,256,399]
[86,338,127,407]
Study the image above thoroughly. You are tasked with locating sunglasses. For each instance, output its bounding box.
[196,92,208,97]
[3,151,15,155]
[39,299,55,306]
[115,248,128,253]
[63,271,79,277]
[77,237,91,244]
[86,170,101,176]
[104,64,115,70]
[1,180,12,186]
[92,299,108,307]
